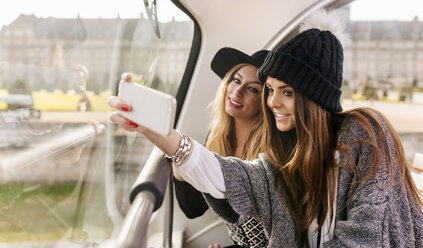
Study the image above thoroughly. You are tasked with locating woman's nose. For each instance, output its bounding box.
[233,84,244,96]
[267,94,280,108]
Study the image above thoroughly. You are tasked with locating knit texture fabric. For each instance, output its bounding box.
[258,28,343,112]
[204,111,423,247]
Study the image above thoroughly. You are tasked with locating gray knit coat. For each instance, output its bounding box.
[205,114,423,247]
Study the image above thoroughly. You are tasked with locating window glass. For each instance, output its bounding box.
[0,0,193,246]
[343,0,423,164]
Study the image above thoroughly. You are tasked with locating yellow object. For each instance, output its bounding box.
[89,94,109,112]
[0,89,9,110]
[32,91,82,111]
[351,94,366,101]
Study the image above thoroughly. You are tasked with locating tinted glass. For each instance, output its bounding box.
[342,0,423,165]
[0,0,193,246]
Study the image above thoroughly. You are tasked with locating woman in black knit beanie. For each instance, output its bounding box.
[108,10,423,247]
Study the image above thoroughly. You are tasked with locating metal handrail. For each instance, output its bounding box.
[0,122,104,171]
[114,147,171,248]
[162,173,173,248]
[116,191,156,248]
[263,0,344,50]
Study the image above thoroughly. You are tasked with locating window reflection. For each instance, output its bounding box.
[343,0,423,163]
[0,0,193,246]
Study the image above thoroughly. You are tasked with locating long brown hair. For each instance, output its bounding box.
[261,89,422,246]
[205,63,264,160]
[335,108,423,209]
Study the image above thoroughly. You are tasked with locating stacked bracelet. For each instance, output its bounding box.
[165,130,193,167]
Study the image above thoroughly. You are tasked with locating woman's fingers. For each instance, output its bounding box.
[108,111,148,133]
[108,95,146,132]
[121,72,132,82]
[109,111,127,124]
[107,73,144,132]
[108,96,131,112]
[108,112,137,130]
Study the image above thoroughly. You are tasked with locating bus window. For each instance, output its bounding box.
[342,0,423,164]
[0,0,193,246]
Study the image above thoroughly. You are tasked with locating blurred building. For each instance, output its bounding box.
[0,14,193,94]
[0,14,422,95]
[346,16,423,92]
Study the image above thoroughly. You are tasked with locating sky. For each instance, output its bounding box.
[0,0,189,27]
[350,0,423,21]
[0,0,423,27]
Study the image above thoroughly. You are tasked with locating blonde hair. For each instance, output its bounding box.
[205,63,264,160]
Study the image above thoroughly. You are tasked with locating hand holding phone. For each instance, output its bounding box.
[118,73,176,135]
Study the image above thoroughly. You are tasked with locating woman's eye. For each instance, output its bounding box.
[233,78,241,84]
[248,87,259,94]
[267,87,274,94]
[283,90,293,97]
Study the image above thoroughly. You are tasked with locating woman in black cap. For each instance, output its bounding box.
[109,11,423,247]
[173,47,270,248]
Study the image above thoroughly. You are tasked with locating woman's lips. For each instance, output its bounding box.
[274,112,290,120]
[228,97,243,109]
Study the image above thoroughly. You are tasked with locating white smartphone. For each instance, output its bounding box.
[118,80,176,136]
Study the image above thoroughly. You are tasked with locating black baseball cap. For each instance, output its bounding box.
[211,47,269,79]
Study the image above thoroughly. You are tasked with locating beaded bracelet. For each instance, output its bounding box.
[165,130,193,167]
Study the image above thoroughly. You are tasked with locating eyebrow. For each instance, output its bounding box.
[265,82,292,89]
[235,72,243,78]
[235,72,261,85]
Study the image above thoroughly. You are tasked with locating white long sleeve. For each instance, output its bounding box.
[173,140,227,199]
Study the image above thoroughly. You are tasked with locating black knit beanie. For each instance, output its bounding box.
[258,28,343,112]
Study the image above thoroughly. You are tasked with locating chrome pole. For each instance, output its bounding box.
[263,0,345,50]
[116,191,156,248]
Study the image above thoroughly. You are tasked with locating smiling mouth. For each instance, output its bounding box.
[229,98,243,108]
[274,113,290,120]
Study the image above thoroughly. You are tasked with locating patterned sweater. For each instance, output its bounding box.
[174,170,269,247]
[204,114,423,247]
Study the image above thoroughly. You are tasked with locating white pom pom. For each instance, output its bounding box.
[299,9,348,45]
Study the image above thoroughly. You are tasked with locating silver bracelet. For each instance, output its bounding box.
[165,130,193,167]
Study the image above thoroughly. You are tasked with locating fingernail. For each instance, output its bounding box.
[122,104,129,112]
[129,121,138,127]
[121,73,132,82]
